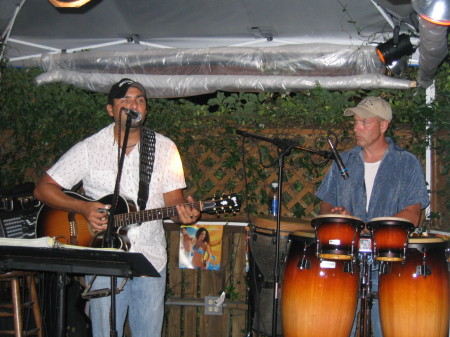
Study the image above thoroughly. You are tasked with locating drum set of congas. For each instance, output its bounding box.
[250,214,450,337]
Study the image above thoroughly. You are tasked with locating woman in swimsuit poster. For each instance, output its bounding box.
[192,227,213,269]
[179,225,223,270]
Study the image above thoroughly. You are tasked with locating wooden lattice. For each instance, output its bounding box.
[180,127,427,224]
[182,128,348,221]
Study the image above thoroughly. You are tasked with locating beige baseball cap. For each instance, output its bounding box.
[344,96,392,122]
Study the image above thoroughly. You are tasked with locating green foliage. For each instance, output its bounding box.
[0,68,110,186]
[0,63,448,224]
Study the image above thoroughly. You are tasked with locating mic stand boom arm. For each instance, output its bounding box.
[236,129,330,159]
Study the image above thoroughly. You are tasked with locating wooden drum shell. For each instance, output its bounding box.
[378,237,450,337]
[312,214,365,260]
[282,232,359,337]
[367,217,414,262]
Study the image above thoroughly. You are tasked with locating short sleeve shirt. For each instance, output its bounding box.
[315,138,429,223]
[47,123,187,272]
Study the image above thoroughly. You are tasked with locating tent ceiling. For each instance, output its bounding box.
[0,0,448,97]
[2,0,404,48]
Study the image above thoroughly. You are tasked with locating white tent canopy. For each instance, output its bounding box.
[1,0,448,97]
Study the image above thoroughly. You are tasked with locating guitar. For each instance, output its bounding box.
[36,190,240,250]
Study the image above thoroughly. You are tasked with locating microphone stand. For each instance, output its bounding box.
[271,149,288,337]
[103,113,134,337]
[236,130,330,337]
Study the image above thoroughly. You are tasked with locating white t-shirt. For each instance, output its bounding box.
[364,160,381,212]
[47,123,187,272]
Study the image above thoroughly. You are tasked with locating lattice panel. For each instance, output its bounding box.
[182,128,339,219]
[181,127,418,220]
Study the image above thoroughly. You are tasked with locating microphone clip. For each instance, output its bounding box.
[120,107,143,124]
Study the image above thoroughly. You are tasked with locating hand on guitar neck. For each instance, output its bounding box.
[36,190,241,250]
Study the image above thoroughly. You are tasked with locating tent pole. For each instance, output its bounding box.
[425,82,435,221]
[0,0,27,64]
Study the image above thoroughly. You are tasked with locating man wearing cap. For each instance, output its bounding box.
[34,78,200,336]
[316,96,429,225]
[315,96,429,336]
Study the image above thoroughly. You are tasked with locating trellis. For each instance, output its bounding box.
[181,127,416,221]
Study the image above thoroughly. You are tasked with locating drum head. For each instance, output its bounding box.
[251,215,312,236]
[367,217,414,231]
[311,214,365,230]
[407,236,447,250]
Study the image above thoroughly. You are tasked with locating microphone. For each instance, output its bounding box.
[327,136,349,180]
[121,108,142,123]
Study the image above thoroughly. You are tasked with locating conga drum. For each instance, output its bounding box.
[282,231,359,337]
[311,214,365,260]
[249,215,311,336]
[378,236,450,337]
[367,217,414,262]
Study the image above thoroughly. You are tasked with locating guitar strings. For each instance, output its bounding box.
[115,202,202,224]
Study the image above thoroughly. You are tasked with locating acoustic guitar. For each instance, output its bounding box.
[36,190,240,250]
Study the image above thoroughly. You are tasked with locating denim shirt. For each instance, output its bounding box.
[315,137,430,223]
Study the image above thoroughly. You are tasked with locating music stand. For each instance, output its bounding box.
[0,245,159,337]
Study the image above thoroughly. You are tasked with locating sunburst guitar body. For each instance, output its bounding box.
[36,190,240,250]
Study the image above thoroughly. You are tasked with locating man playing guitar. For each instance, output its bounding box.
[34,78,200,337]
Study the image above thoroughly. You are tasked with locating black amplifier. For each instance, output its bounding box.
[0,183,41,239]
[0,204,41,239]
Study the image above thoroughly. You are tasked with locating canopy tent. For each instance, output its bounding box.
[0,0,448,97]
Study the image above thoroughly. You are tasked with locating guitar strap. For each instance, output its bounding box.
[138,127,156,211]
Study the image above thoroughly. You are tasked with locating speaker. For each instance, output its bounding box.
[0,207,40,238]
[0,182,41,239]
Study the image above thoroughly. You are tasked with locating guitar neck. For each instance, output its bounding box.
[113,202,202,226]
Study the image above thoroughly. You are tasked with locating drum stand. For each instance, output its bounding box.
[355,250,374,337]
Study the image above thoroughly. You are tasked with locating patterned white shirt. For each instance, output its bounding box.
[47,123,187,272]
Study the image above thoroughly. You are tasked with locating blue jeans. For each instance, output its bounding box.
[86,268,166,337]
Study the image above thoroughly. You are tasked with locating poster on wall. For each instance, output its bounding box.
[179,224,224,270]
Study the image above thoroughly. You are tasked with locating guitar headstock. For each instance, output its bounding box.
[202,194,240,215]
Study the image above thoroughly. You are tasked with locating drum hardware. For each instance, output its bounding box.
[251,232,257,241]
[296,242,313,270]
[281,238,292,264]
[378,261,391,275]
[367,217,414,262]
[313,226,360,260]
[297,257,311,270]
[373,238,409,262]
[343,260,356,274]
[415,263,431,277]
[412,247,433,278]
[355,246,374,337]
